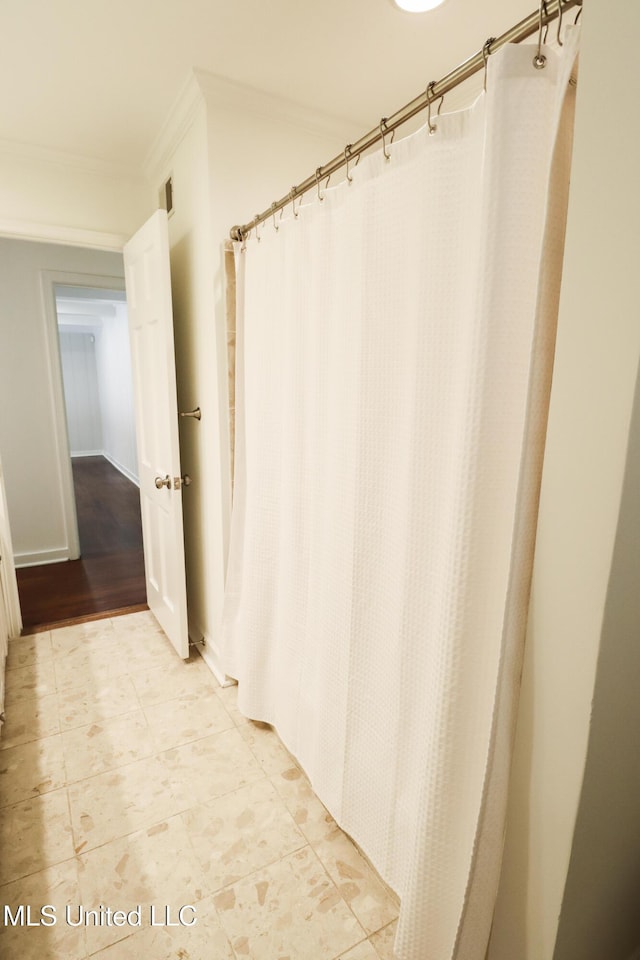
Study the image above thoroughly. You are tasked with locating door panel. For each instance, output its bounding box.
[124,210,189,658]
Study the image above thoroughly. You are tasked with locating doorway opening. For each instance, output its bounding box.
[16,285,147,629]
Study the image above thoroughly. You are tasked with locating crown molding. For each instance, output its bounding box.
[0,218,126,251]
[143,71,205,185]
[0,138,144,182]
[193,68,362,145]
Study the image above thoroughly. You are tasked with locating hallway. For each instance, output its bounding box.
[0,611,399,960]
[16,457,146,631]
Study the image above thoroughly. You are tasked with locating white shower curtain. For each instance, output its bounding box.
[223,31,579,960]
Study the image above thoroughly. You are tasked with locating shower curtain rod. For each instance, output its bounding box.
[230,0,581,242]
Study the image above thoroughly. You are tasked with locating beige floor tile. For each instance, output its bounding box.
[0,789,74,885]
[131,655,215,707]
[6,632,53,671]
[125,636,181,672]
[239,719,299,776]
[0,858,86,960]
[271,763,338,843]
[0,734,67,808]
[369,920,398,960]
[0,609,398,960]
[53,635,129,695]
[0,693,60,751]
[182,778,306,891]
[62,710,154,783]
[144,690,234,753]
[4,660,57,705]
[338,940,383,960]
[68,755,182,854]
[57,676,141,731]
[50,619,115,656]
[311,827,399,935]
[213,846,365,960]
[213,681,250,726]
[159,727,264,810]
[109,609,159,636]
[87,894,235,960]
[113,617,179,670]
[77,815,209,954]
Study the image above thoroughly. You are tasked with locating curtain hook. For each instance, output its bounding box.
[426,82,439,135]
[482,38,496,92]
[271,202,279,232]
[316,167,330,202]
[380,118,395,161]
[533,0,548,69]
[345,143,361,184]
[573,4,582,24]
[290,186,299,218]
[255,218,261,242]
[556,0,564,46]
[345,144,353,183]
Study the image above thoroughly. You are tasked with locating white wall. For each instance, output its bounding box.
[57,300,138,482]
[488,3,640,957]
[553,360,640,960]
[144,72,356,680]
[94,303,138,483]
[0,142,154,250]
[59,330,103,455]
[0,238,125,565]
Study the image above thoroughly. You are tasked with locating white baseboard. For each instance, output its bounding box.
[102,453,139,487]
[15,548,70,568]
[71,450,139,487]
[189,620,234,687]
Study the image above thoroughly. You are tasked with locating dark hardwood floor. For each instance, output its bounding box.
[17,456,147,631]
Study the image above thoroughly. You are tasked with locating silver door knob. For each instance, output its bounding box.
[155,475,171,489]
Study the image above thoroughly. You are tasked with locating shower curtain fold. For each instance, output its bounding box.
[222,30,579,960]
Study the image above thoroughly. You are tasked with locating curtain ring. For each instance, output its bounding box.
[533,0,548,69]
[426,82,438,135]
[482,38,495,92]
[254,218,261,242]
[271,202,279,232]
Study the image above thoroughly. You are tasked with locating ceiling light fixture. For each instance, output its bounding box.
[391,0,447,11]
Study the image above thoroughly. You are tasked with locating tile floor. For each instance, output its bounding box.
[0,611,399,959]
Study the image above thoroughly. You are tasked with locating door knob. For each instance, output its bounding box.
[154,475,171,489]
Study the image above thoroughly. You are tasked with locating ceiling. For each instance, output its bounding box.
[1,0,539,172]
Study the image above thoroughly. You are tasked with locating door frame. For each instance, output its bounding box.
[0,452,22,640]
[40,269,127,562]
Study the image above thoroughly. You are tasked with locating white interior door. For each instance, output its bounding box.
[0,451,22,714]
[124,210,189,658]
